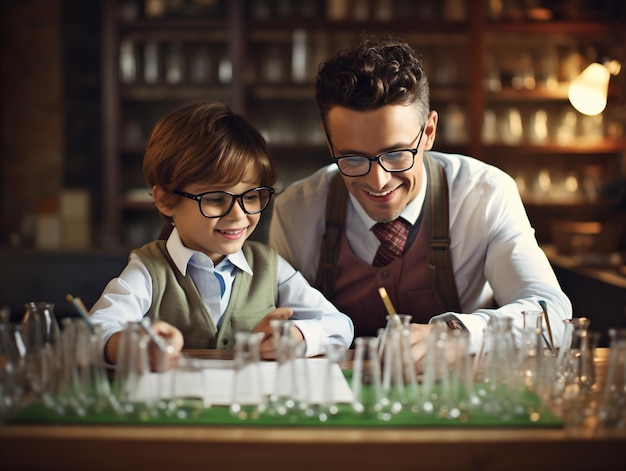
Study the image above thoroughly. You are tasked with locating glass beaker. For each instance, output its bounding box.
[230,331,266,420]
[442,327,473,420]
[269,318,293,354]
[379,315,419,415]
[557,317,591,373]
[473,317,518,419]
[422,321,472,419]
[561,329,600,432]
[267,330,306,418]
[352,336,385,418]
[0,308,26,419]
[111,322,158,419]
[170,355,210,420]
[22,302,60,347]
[599,328,626,429]
[19,303,60,407]
[317,343,347,422]
[53,317,90,416]
[515,327,547,402]
[86,324,119,415]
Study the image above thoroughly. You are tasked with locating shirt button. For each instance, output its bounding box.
[222,339,229,346]
[380,270,390,279]
[199,256,207,263]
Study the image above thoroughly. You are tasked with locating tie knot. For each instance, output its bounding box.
[372,219,409,267]
[372,219,409,244]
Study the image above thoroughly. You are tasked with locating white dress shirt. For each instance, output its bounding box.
[89,228,354,357]
[269,151,572,354]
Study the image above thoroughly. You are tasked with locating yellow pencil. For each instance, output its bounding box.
[378,287,398,318]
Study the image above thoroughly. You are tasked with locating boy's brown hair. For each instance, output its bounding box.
[143,100,276,218]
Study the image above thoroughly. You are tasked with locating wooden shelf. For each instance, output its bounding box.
[119,198,154,211]
[100,0,626,248]
[484,20,618,34]
[246,18,469,34]
[485,85,570,101]
[121,84,232,101]
[484,140,626,154]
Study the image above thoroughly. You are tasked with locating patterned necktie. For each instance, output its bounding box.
[372,219,410,267]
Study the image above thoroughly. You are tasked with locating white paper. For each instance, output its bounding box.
[130,358,354,407]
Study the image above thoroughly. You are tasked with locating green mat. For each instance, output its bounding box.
[10,401,562,428]
[8,371,563,428]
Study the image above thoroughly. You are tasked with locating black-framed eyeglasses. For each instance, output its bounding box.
[326,126,425,177]
[173,187,275,218]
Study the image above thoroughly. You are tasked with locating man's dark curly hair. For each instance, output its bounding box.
[316,36,430,128]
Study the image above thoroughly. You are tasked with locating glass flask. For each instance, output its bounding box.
[267,320,307,418]
[20,302,61,407]
[111,322,158,419]
[379,315,419,415]
[599,328,626,430]
[0,308,26,419]
[317,343,347,422]
[352,336,386,418]
[22,302,60,347]
[422,321,472,419]
[230,331,266,420]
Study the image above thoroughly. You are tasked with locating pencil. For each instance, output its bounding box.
[378,287,398,318]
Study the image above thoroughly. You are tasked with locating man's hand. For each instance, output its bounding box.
[407,323,433,374]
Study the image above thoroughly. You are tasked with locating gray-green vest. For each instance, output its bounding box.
[132,240,278,349]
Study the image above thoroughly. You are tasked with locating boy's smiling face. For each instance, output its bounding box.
[155,180,261,266]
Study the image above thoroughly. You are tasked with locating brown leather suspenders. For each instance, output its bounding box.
[314,172,348,300]
[423,153,462,313]
[314,153,461,313]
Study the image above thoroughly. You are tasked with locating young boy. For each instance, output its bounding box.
[89,101,354,365]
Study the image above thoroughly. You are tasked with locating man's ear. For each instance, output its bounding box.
[320,120,333,155]
[423,110,438,151]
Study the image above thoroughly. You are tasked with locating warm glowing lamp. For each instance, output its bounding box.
[568,60,621,116]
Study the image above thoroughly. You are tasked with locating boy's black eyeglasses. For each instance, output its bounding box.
[173,187,275,218]
[327,126,425,177]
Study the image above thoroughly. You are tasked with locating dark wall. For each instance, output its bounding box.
[553,265,626,347]
[0,0,102,246]
[62,0,103,221]
[0,249,127,322]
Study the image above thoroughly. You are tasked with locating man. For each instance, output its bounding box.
[268,37,571,364]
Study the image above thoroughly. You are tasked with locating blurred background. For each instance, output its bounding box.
[1,0,625,339]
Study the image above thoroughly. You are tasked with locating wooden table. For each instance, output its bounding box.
[1,349,624,471]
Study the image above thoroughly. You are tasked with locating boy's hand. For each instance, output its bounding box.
[150,320,184,371]
[253,308,303,359]
[104,320,184,370]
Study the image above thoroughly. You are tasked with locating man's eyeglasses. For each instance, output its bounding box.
[173,187,275,218]
[327,126,425,177]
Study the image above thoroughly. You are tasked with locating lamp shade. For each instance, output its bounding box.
[568,63,610,116]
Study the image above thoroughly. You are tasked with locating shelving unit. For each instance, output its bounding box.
[101,0,625,248]
[480,14,625,241]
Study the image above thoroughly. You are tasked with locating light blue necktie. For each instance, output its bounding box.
[214,271,226,298]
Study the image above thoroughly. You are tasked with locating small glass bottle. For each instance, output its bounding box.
[144,41,160,84]
[22,302,59,347]
[119,39,137,83]
[165,42,184,84]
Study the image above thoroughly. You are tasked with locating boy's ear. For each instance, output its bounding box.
[152,185,174,217]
